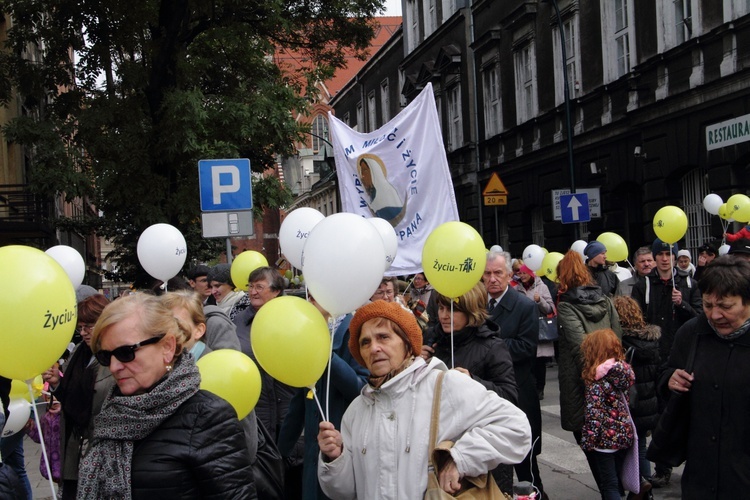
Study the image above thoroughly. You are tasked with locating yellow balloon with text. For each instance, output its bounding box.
[540,252,565,282]
[10,377,43,402]
[727,193,750,223]
[422,222,486,298]
[196,349,261,419]
[653,206,688,244]
[718,203,731,220]
[251,296,331,388]
[230,251,269,291]
[0,246,77,381]
[596,232,629,262]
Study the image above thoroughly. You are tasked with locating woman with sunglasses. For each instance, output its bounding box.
[77,293,254,499]
[42,293,112,500]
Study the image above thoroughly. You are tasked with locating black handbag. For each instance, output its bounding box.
[538,314,558,342]
[646,333,699,467]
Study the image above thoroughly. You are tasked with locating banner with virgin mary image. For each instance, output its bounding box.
[329,82,459,275]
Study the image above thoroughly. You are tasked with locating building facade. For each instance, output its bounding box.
[331,0,750,258]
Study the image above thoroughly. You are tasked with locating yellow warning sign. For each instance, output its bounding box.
[483,173,508,206]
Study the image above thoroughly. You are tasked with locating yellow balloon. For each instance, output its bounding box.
[422,222,486,298]
[0,246,77,380]
[718,203,731,220]
[727,194,750,223]
[596,232,629,262]
[230,251,269,291]
[10,376,43,402]
[540,252,564,282]
[196,349,261,419]
[251,296,331,388]
[653,206,688,244]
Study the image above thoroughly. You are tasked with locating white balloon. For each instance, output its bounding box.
[137,223,187,282]
[45,245,85,288]
[369,218,398,270]
[279,208,325,269]
[1,399,31,437]
[703,193,723,216]
[489,245,503,253]
[570,240,588,259]
[522,244,546,272]
[302,213,386,317]
[719,244,731,256]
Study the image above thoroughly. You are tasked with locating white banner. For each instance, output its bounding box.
[330,83,458,275]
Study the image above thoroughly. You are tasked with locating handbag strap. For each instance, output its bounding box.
[428,371,446,466]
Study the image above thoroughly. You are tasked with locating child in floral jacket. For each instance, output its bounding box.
[580,328,636,500]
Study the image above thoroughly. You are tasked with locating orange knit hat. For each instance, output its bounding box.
[348,301,423,368]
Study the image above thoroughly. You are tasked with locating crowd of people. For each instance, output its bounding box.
[1,232,749,499]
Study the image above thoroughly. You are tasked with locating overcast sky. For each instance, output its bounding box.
[383,0,402,15]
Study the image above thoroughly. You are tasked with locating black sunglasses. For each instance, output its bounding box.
[95,335,165,367]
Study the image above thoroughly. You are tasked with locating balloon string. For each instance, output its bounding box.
[27,380,57,498]
[450,301,455,369]
[625,259,634,274]
[325,315,334,422]
[311,386,325,421]
[670,244,676,289]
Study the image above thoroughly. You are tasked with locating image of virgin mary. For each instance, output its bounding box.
[357,155,407,226]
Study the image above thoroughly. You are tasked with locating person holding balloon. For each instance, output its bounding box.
[277,294,369,500]
[421,282,519,495]
[78,293,255,499]
[316,301,532,498]
[41,294,113,500]
[207,263,245,317]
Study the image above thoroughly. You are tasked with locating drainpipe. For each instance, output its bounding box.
[468,0,484,237]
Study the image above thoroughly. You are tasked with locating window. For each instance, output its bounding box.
[681,169,711,253]
[407,0,419,52]
[380,80,390,123]
[658,0,700,50]
[425,0,438,38]
[343,112,350,126]
[553,16,581,106]
[442,0,457,22]
[531,207,544,247]
[356,101,363,132]
[311,114,328,153]
[367,91,377,131]
[724,0,750,21]
[601,0,635,82]
[482,64,501,138]
[514,43,538,124]
[446,85,463,150]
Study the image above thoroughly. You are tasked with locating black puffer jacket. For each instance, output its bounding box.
[589,265,619,296]
[427,322,518,404]
[621,324,661,433]
[131,390,256,499]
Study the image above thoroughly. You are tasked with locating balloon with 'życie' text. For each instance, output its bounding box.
[0,246,77,380]
[422,221,486,298]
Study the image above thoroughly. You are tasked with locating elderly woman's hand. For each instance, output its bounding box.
[668,368,694,393]
[318,421,343,461]
[420,344,435,361]
[438,456,462,494]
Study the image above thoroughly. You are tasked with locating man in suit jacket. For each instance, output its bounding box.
[484,250,546,498]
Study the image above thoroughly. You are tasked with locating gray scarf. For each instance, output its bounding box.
[710,317,750,341]
[76,354,200,499]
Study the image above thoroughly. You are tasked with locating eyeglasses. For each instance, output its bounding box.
[78,324,96,333]
[248,284,268,293]
[95,335,165,367]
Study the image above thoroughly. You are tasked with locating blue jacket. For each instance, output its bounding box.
[277,314,369,500]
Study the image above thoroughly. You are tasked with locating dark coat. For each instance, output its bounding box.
[589,265,619,296]
[621,324,661,433]
[131,390,256,499]
[427,322,518,405]
[659,315,750,499]
[277,315,368,500]
[631,269,702,362]
[487,287,541,453]
[556,285,622,432]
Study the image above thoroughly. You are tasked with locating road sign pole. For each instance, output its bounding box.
[494,207,499,246]
[226,238,233,265]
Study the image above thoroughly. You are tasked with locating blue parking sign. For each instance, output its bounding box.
[199,159,253,212]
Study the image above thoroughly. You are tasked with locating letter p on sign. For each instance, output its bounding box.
[199,159,253,212]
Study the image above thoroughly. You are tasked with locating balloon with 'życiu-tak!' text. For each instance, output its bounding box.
[422,221,486,298]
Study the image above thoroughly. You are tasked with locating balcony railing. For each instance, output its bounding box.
[0,184,54,223]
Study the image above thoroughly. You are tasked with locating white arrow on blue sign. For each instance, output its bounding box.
[199,159,253,212]
[559,192,591,224]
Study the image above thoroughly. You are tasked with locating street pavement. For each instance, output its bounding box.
[23,364,685,499]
